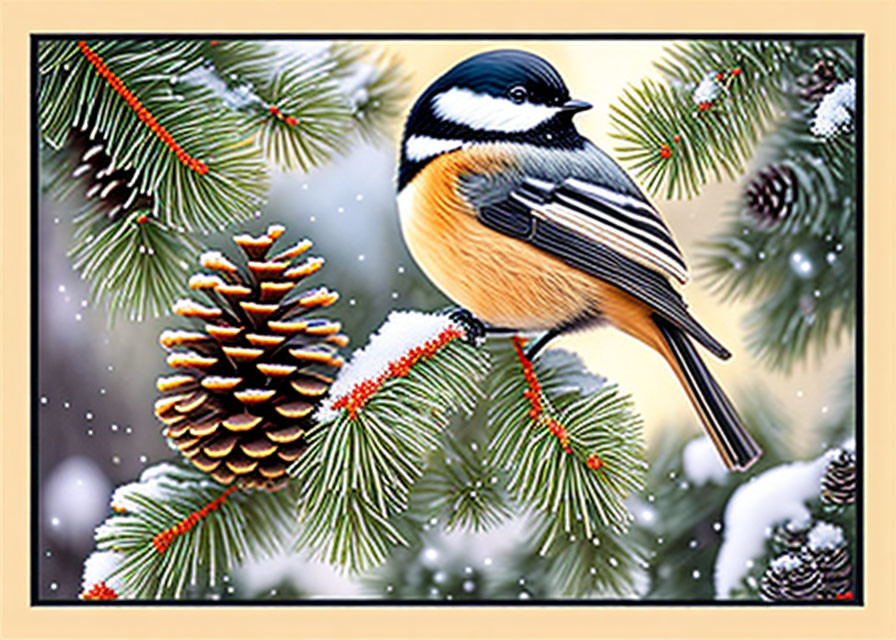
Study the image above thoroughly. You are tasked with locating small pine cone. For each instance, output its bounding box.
[772,517,812,554]
[154,224,348,491]
[67,128,152,221]
[805,522,853,598]
[760,553,823,602]
[799,60,839,103]
[821,449,856,506]
[745,164,797,226]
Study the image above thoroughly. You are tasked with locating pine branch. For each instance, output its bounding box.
[69,211,198,322]
[409,408,513,533]
[290,312,490,573]
[528,510,648,597]
[610,40,855,200]
[487,339,647,539]
[341,47,411,144]
[611,40,793,199]
[39,40,269,232]
[699,201,855,371]
[84,463,296,599]
[205,41,355,171]
[205,41,410,168]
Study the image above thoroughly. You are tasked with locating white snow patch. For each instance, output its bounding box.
[109,463,186,513]
[714,451,837,598]
[784,512,813,533]
[233,550,363,598]
[807,521,845,552]
[811,78,855,138]
[682,436,729,486]
[770,553,803,572]
[82,550,125,593]
[692,71,721,104]
[317,311,462,421]
[182,66,264,111]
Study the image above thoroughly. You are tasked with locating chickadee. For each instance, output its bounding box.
[396,49,761,471]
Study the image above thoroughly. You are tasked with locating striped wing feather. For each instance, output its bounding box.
[476,177,731,360]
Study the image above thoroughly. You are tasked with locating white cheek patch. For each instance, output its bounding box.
[404,135,466,162]
[432,87,560,132]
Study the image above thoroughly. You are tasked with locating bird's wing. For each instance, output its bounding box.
[513,175,689,285]
[473,173,731,360]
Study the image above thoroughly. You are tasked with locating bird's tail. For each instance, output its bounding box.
[653,315,762,471]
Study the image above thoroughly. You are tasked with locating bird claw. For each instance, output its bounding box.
[446,308,487,348]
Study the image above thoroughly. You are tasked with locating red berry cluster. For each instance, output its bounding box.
[268,105,299,127]
[77,41,209,175]
[511,336,542,419]
[331,326,464,419]
[586,453,604,470]
[547,419,572,454]
[511,336,573,454]
[660,66,743,160]
[80,581,119,600]
[151,485,238,554]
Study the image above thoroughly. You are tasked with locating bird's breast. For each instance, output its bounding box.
[397,147,601,330]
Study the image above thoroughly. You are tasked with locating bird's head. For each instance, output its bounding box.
[398,49,591,190]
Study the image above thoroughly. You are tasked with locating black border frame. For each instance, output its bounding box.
[30,32,864,607]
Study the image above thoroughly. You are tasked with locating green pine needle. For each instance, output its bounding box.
[91,462,296,600]
[611,40,803,199]
[487,342,647,543]
[291,332,490,573]
[68,211,199,322]
[39,40,269,232]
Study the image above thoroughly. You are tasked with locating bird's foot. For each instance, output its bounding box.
[445,308,487,348]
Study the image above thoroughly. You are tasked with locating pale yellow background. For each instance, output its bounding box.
[2,1,894,639]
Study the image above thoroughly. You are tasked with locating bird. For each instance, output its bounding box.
[395,49,761,471]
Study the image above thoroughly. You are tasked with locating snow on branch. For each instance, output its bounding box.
[714,450,839,598]
[293,311,490,573]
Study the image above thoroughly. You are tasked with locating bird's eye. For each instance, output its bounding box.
[508,85,528,104]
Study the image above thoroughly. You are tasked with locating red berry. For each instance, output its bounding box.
[660,145,672,159]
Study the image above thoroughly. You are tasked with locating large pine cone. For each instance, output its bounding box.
[154,224,347,491]
[759,553,823,602]
[821,449,856,506]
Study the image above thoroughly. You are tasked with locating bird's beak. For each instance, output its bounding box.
[560,98,592,114]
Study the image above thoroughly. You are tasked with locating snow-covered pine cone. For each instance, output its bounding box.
[154,224,347,491]
[805,522,853,598]
[759,553,823,602]
[821,448,856,506]
[772,517,812,554]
